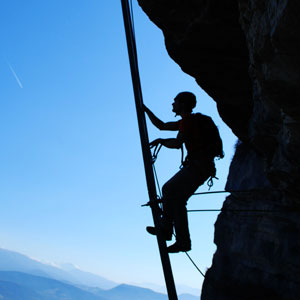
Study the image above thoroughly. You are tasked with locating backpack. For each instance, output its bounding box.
[191,113,224,160]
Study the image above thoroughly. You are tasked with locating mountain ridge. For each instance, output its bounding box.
[0,248,117,289]
[0,248,199,299]
[0,271,198,300]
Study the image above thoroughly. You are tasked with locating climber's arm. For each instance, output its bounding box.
[149,131,184,149]
[144,105,178,131]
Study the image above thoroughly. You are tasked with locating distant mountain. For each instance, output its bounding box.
[81,283,198,300]
[73,283,168,300]
[59,262,117,289]
[136,281,201,297]
[0,272,198,300]
[0,248,199,300]
[102,284,167,300]
[0,271,107,300]
[0,280,40,300]
[179,294,200,300]
[176,284,201,297]
[0,248,117,289]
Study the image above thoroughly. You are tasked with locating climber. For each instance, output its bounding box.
[144,91,223,253]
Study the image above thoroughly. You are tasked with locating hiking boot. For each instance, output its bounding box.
[146,226,172,241]
[167,241,191,253]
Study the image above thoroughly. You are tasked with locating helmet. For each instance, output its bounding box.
[174,92,196,112]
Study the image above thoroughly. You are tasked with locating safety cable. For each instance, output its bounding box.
[187,208,300,213]
[151,149,277,198]
[185,252,206,277]
[148,151,285,215]
[170,232,206,278]
[193,189,277,196]
[194,190,229,195]
[189,209,279,213]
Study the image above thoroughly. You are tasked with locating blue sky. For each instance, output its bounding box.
[0,0,237,291]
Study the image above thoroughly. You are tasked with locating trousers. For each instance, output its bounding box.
[161,160,215,244]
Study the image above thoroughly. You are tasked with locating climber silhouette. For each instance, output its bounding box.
[144,92,223,253]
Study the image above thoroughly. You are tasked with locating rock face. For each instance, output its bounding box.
[138,0,300,299]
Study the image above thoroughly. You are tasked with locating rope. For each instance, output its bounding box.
[170,232,206,278]
[185,252,206,278]
[152,144,163,201]
[152,144,162,163]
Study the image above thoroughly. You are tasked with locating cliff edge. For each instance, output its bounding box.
[138,1,300,299]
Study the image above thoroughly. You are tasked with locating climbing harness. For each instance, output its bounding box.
[180,147,218,190]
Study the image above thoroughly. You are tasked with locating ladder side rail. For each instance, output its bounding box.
[120,1,178,299]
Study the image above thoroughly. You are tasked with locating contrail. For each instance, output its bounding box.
[7,61,23,88]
